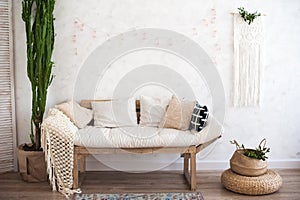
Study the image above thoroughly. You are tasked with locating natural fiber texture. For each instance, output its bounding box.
[233,13,264,107]
[230,149,267,176]
[221,169,282,195]
[159,96,195,130]
[41,108,81,198]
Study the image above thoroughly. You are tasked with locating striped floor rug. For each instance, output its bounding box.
[73,192,204,200]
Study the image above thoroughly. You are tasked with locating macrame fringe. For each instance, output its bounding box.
[41,109,81,198]
[233,13,264,107]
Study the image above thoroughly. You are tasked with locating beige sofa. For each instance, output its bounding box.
[72,99,223,191]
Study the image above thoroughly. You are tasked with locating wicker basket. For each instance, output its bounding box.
[230,149,267,176]
[221,169,282,195]
[230,139,268,176]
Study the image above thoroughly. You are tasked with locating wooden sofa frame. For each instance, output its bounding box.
[73,100,221,191]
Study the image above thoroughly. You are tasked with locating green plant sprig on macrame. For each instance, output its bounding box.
[238,7,261,25]
[230,139,270,161]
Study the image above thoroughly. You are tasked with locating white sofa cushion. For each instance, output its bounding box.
[74,115,223,148]
[92,98,137,128]
[139,95,170,127]
[55,100,93,128]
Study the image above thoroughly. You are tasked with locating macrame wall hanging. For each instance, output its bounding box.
[233,11,264,107]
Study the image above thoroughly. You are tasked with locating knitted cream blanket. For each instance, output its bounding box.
[41,108,81,197]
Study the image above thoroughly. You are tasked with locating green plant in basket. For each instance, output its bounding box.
[230,138,270,161]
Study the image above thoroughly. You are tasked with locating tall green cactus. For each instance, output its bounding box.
[22,0,55,150]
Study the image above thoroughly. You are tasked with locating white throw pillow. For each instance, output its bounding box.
[92,98,137,128]
[55,100,93,128]
[139,95,170,127]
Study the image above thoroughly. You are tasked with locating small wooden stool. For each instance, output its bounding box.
[221,169,282,195]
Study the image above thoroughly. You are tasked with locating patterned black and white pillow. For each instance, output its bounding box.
[189,102,209,132]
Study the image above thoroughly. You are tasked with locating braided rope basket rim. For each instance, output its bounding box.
[221,169,282,195]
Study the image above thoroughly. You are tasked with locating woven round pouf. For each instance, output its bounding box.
[221,169,282,195]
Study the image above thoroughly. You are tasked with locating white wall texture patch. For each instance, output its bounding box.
[13,0,300,170]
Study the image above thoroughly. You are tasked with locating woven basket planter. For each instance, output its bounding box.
[230,149,267,176]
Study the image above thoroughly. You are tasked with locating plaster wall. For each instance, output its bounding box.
[13,0,300,170]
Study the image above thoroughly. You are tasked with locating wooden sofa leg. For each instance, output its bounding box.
[80,155,86,173]
[183,153,189,176]
[73,151,79,189]
[190,151,196,191]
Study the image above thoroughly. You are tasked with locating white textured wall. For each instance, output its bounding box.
[13,0,300,170]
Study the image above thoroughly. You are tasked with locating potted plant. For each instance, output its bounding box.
[229,138,270,176]
[17,0,55,182]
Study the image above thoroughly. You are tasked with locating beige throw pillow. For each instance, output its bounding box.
[160,96,195,130]
[55,100,93,128]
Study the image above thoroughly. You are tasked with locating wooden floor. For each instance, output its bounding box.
[0,169,299,200]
